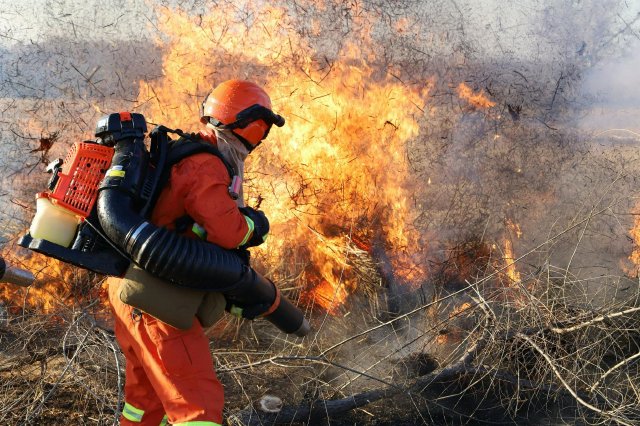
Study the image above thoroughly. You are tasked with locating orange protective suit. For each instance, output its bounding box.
[151,131,251,248]
[110,130,250,425]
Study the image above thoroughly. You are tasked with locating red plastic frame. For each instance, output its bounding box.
[49,142,114,217]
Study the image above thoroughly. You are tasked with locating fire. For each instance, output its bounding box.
[627,202,640,276]
[457,83,496,109]
[502,239,521,285]
[135,4,431,313]
[296,234,351,314]
[436,333,448,345]
[0,246,104,314]
[449,302,472,318]
[502,219,521,286]
[303,278,348,314]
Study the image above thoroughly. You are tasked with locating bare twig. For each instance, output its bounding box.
[517,333,633,426]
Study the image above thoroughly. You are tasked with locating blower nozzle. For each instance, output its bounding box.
[0,257,35,287]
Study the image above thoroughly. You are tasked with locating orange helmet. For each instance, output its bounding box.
[200,80,285,151]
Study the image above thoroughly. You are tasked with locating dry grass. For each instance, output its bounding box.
[2,0,640,424]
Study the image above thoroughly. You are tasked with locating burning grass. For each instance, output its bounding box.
[2,0,640,424]
[3,244,640,424]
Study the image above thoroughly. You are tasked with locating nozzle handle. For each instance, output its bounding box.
[271,113,285,127]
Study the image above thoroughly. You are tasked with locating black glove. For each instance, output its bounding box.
[234,248,251,265]
[239,207,269,248]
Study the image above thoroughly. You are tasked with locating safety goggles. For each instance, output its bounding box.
[206,104,285,151]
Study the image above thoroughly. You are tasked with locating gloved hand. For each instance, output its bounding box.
[225,298,271,320]
[234,248,251,265]
[239,206,269,248]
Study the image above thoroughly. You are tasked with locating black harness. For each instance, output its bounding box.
[165,136,236,181]
[146,126,238,235]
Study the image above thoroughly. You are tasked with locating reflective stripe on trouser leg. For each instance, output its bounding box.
[122,402,144,422]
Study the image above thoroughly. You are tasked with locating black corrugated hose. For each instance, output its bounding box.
[96,136,309,336]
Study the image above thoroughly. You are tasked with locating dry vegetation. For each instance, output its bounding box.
[2,0,640,425]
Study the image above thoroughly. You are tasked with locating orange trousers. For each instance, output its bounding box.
[109,282,224,425]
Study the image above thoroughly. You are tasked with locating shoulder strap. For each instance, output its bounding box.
[159,133,239,234]
[143,126,239,225]
[166,136,237,179]
[155,133,237,198]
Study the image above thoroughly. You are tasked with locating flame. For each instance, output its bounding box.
[303,278,348,315]
[509,220,523,239]
[436,333,448,345]
[449,302,472,318]
[135,5,431,313]
[0,246,106,314]
[298,234,351,314]
[627,202,640,276]
[502,219,521,286]
[502,239,521,285]
[457,83,496,109]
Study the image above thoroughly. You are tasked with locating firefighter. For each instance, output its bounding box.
[109,80,276,426]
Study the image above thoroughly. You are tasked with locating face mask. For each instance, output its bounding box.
[214,128,249,207]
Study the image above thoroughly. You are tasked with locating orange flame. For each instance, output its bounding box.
[0,247,107,314]
[135,5,431,313]
[457,83,496,109]
[502,239,521,285]
[626,202,640,276]
[449,302,472,318]
[503,219,521,286]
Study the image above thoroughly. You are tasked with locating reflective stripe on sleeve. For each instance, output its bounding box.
[172,422,222,426]
[191,222,207,240]
[159,415,169,426]
[238,215,255,247]
[122,402,145,422]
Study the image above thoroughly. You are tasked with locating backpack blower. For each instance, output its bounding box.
[18,112,310,337]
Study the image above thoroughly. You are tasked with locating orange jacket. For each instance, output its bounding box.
[150,130,251,249]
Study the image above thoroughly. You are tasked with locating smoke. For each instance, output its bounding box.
[578,39,640,132]
[583,45,640,107]
[0,0,160,101]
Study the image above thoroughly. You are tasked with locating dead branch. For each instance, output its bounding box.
[228,351,571,426]
[590,350,640,393]
[516,333,633,426]
[549,306,640,335]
